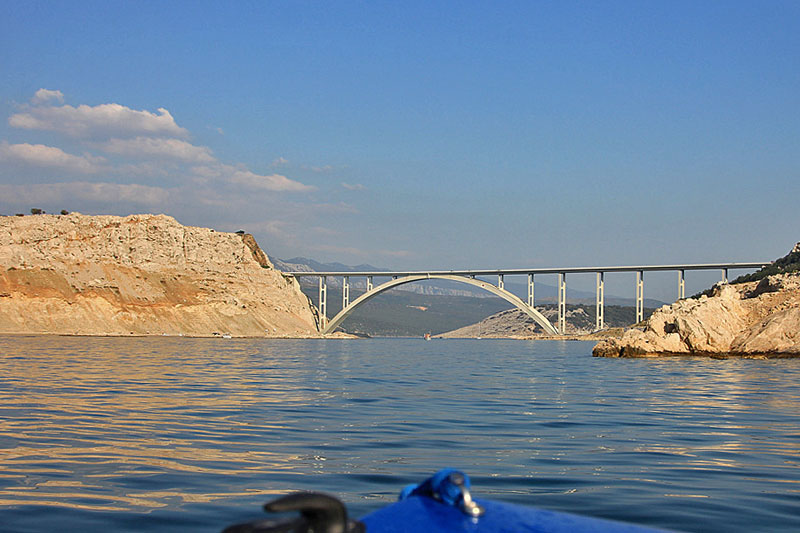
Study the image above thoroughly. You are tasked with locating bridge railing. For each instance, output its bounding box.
[285,262,770,335]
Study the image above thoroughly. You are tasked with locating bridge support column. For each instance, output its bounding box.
[558,273,566,334]
[596,272,604,331]
[366,276,373,291]
[498,274,504,290]
[527,273,534,307]
[342,276,350,308]
[318,276,328,329]
[722,268,728,284]
[678,269,685,299]
[635,270,644,324]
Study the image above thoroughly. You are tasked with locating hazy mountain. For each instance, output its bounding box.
[275,257,386,273]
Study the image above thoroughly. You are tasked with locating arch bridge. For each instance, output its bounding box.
[285,262,769,335]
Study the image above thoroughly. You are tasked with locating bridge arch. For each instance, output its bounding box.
[322,274,558,335]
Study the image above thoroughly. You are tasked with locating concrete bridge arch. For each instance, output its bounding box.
[321,274,558,336]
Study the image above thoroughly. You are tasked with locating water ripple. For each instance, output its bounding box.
[1,336,799,532]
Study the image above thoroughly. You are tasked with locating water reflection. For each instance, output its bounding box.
[0,336,327,511]
[0,337,799,532]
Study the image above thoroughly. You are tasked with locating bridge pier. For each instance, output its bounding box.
[367,275,373,291]
[558,273,566,334]
[318,276,328,328]
[498,274,504,290]
[635,270,644,323]
[342,276,350,308]
[527,273,534,307]
[596,272,604,331]
[722,268,728,284]
[678,269,685,299]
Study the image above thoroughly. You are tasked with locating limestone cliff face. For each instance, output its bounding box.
[0,213,319,336]
[593,274,800,358]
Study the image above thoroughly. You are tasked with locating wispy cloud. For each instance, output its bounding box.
[229,168,316,192]
[3,90,316,194]
[0,181,169,206]
[192,163,316,192]
[341,182,366,191]
[271,156,289,167]
[31,88,64,105]
[9,101,188,139]
[0,141,105,174]
[96,137,215,163]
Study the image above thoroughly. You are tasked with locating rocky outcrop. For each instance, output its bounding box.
[440,306,597,338]
[593,273,800,358]
[0,213,319,336]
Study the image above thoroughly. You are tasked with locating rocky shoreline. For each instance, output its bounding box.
[593,265,800,358]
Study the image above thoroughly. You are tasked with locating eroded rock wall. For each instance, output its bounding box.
[0,213,319,336]
[593,274,800,357]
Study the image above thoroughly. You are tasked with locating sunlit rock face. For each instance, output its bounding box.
[0,213,319,337]
[593,273,800,358]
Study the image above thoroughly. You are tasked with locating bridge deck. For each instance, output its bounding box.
[283,262,771,335]
[285,262,770,277]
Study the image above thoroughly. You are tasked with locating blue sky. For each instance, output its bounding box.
[1,1,798,299]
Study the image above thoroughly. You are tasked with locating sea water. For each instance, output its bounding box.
[0,336,798,532]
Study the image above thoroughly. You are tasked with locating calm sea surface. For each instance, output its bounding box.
[0,336,798,532]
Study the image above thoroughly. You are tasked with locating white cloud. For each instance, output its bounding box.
[96,137,215,163]
[238,219,291,237]
[0,89,319,230]
[0,181,169,206]
[341,182,366,191]
[31,88,64,105]
[230,168,316,192]
[113,161,171,178]
[311,165,333,173]
[271,157,289,167]
[192,163,316,192]
[9,102,188,139]
[0,141,105,174]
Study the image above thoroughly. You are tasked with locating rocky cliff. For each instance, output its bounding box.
[0,214,319,336]
[593,251,800,358]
